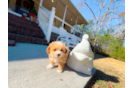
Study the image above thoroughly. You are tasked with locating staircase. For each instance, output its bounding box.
[8,12,48,45]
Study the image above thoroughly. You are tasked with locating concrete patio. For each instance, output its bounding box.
[8,43,96,88]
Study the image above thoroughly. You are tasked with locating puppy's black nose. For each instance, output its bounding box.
[58,54,60,57]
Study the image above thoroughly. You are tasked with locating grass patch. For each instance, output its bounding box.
[88,54,125,88]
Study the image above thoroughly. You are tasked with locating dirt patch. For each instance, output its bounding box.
[88,54,125,88]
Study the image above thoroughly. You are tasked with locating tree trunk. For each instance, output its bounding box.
[93,0,113,52]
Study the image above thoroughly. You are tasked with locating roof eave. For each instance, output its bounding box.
[67,0,88,24]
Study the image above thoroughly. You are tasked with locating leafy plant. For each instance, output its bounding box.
[30,7,37,16]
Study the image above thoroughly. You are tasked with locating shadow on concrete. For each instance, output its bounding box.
[94,53,109,60]
[8,43,49,61]
[88,69,119,88]
[62,65,96,77]
[50,64,95,78]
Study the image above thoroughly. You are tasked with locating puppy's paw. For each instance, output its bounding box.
[57,70,62,73]
[47,64,54,69]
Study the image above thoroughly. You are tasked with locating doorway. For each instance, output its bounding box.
[15,0,34,17]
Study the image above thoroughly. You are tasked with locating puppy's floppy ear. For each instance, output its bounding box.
[46,44,51,54]
[64,42,66,46]
[64,46,69,54]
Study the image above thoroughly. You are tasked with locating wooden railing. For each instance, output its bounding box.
[54,15,83,43]
[37,6,50,36]
[37,0,82,43]
[54,15,83,35]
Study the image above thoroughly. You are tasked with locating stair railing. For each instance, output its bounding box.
[37,0,55,43]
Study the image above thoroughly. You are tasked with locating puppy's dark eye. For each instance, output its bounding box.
[54,49,56,51]
[61,49,62,51]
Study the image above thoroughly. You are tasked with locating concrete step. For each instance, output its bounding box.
[8,40,16,46]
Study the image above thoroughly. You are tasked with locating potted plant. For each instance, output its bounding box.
[29,7,37,22]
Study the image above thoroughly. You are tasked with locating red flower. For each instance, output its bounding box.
[29,13,37,18]
[32,14,35,17]
[29,12,32,16]
[22,15,26,18]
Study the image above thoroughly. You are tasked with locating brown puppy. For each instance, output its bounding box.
[46,41,69,73]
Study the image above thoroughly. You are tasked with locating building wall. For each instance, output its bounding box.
[64,24,71,33]
[8,0,17,11]
[53,18,62,28]
[8,0,39,12]
[34,2,39,13]
[53,18,71,33]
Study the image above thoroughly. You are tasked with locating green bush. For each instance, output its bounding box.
[91,34,125,62]
[109,46,125,62]
[94,46,125,62]
[79,20,125,62]
[30,7,37,16]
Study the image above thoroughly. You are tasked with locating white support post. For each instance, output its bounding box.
[39,0,43,6]
[73,29,76,35]
[73,18,78,34]
[61,6,68,28]
[37,0,43,23]
[46,7,55,43]
[75,18,78,25]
